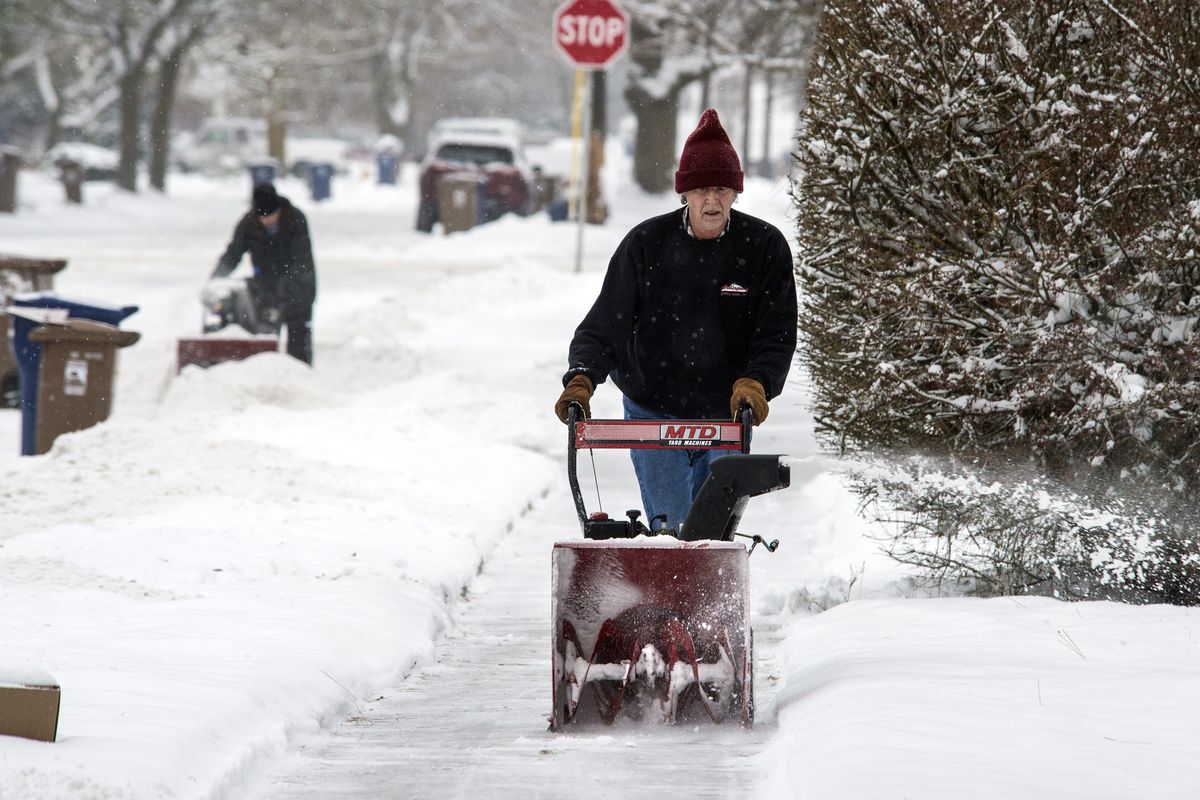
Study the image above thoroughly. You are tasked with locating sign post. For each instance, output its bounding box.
[553,0,629,272]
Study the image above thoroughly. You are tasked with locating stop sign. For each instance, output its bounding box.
[553,0,629,69]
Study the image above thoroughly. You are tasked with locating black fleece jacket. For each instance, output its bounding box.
[564,207,797,419]
[213,198,317,314]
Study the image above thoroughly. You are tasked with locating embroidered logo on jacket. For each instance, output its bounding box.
[720,283,749,297]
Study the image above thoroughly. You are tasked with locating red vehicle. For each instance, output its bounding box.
[416,135,533,232]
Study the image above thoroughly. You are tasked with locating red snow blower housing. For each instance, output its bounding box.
[550,404,790,729]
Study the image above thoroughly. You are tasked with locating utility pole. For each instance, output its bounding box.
[587,70,609,224]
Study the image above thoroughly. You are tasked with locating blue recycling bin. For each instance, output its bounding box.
[376,152,399,185]
[547,199,570,222]
[308,162,334,202]
[9,292,138,456]
[247,160,277,186]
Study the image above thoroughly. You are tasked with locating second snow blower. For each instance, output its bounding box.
[550,404,790,729]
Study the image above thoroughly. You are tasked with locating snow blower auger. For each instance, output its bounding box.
[550,404,790,730]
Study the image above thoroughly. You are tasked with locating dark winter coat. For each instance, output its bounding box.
[565,208,797,419]
[213,197,317,316]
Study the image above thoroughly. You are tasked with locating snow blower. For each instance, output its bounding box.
[176,277,280,372]
[550,404,790,729]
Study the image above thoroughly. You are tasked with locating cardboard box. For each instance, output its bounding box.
[0,669,60,742]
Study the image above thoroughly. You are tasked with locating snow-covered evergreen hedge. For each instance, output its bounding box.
[852,456,1200,604]
[796,0,1200,484]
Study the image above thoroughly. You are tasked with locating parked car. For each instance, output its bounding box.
[416,123,533,232]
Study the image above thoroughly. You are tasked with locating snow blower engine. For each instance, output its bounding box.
[550,403,790,729]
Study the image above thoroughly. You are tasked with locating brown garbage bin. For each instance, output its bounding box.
[532,172,560,213]
[436,171,486,234]
[0,255,69,293]
[27,319,140,455]
[0,147,22,214]
[1,307,15,407]
[0,256,70,408]
[58,159,84,204]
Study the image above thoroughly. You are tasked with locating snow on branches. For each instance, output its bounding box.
[795,0,1200,489]
[851,453,1200,604]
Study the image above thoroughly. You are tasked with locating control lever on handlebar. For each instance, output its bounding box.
[736,402,754,454]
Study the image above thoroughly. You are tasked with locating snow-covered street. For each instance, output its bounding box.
[1,162,1198,799]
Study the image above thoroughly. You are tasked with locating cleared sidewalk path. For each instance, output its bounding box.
[247,476,782,799]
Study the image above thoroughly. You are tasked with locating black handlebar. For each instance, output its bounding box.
[736,402,753,455]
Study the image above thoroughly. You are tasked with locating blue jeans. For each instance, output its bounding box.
[623,396,741,533]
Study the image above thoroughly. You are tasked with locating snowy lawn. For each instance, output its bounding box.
[0,159,1197,799]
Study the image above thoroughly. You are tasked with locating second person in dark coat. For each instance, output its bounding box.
[213,183,317,365]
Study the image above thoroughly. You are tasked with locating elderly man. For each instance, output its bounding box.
[555,108,797,533]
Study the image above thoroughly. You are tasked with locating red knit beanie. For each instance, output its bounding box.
[674,108,743,194]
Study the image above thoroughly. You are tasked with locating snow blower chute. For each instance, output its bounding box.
[550,405,790,729]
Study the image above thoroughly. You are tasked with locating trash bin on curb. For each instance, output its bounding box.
[547,198,570,222]
[308,162,334,202]
[0,146,22,214]
[1,256,69,409]
[0,256,68,293]
[247,160,278,187]
[436,172,486,234]
[8,293,138,456]
[531,171,560,213]
[376,152,399,185]
[27,319,140,455]
[57,158,84,204]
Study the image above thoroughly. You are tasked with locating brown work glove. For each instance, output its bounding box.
[555,373,595,423]
[730,377,768,425]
